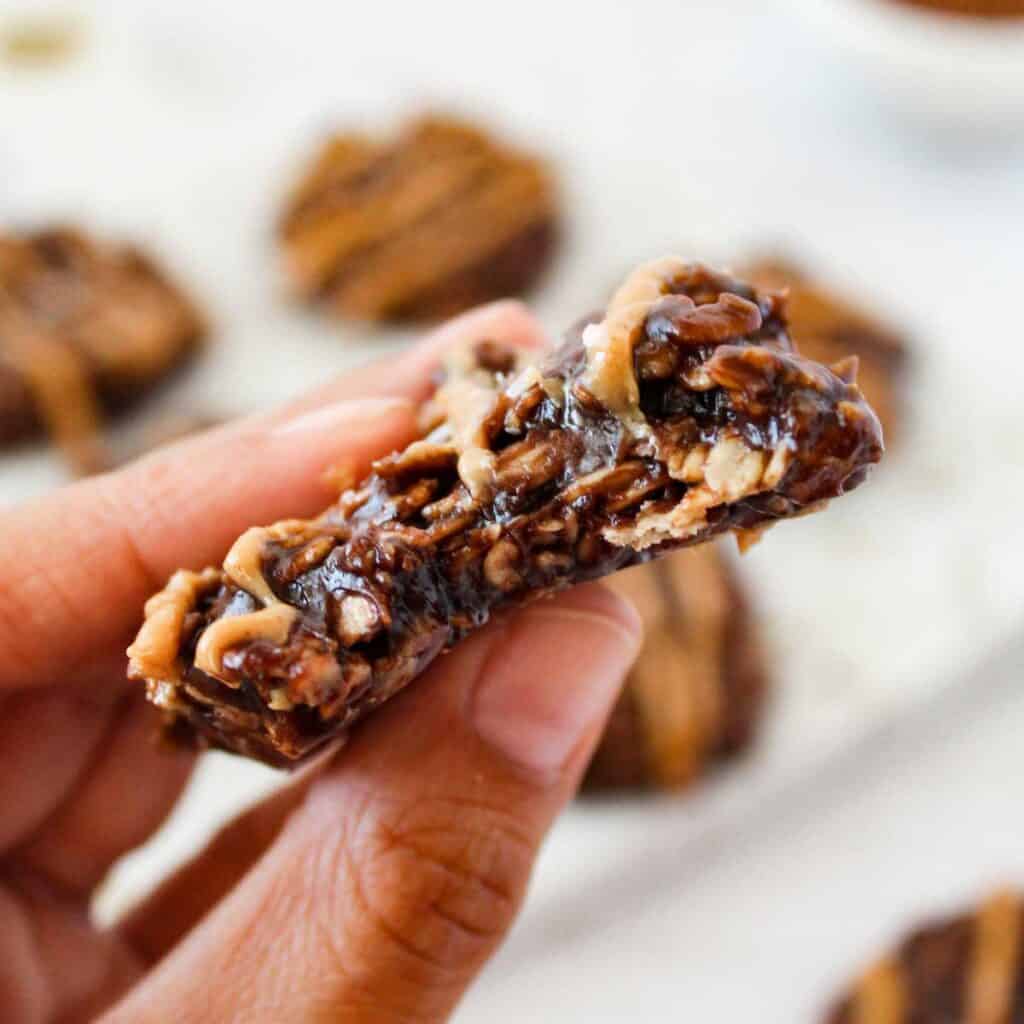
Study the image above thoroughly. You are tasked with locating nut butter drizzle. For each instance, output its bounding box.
[436,363,501,501]
[127,568,222,697]
[434,345,534,500]
[580,256,690,433]
[193,526,299,679]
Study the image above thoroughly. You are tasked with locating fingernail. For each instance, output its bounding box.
[271,397,414,438]
[472,595,640,775]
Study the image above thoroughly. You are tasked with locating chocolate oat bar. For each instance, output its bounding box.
[583,545,768,791]
[826,888,1024,1023]
[128,258,883,767]
[746,259,908,442]
[278,115,558,322]
[0,227,205,473]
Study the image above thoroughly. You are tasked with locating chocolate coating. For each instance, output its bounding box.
[745,259,909,444]
[129,260,883,767]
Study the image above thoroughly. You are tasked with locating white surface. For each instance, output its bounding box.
[3,2,1024,1020]
[790,0,1024,128]
[461,633,1024,1022]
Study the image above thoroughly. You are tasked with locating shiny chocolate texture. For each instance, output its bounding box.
[129,260,883,767]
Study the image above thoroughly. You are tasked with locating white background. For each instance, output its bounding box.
[3,1,1024,1020]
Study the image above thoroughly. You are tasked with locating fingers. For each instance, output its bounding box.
[0,688,119,854]
[13,692,195,893]
[0,301,547,693]
[119,767,324,963]
[108,585,640,1024]
[269,299,547,424]
[0,396,415,699]
[0,875,144,1024]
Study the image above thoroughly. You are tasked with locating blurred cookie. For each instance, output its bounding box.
[583,544,769,792]
[0,227,204,473]
[278,114,558,322]
[745,259,908,443]
[825,888,1023,1023]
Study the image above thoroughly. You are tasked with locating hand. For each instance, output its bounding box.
[0,302,641,1024]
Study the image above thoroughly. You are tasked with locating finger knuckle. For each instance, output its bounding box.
[345,794,536,976]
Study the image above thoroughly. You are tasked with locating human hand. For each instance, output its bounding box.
[0,302,641,1023]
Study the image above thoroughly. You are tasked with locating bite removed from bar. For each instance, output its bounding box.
[128,258,884,767]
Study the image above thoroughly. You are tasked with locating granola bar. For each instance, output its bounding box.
[128,258,884,766]
[825,888,1024,1023]
[278,115,558,322]
[0,227,205,473]
[583,544,768,791]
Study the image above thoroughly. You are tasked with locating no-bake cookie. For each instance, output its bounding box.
[826,888,1024,1023]
[583,544,768,791]
[0,227,204,473]
[278,115,558,322]
[746,259,908,443]
[129,258,883,767]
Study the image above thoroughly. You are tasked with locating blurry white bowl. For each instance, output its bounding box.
[789,0,1024,131]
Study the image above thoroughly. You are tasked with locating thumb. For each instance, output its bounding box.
[105,584,641,1024]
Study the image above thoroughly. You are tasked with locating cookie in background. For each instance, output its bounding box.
[825,887,1023,1022]
[278,114,559,323]
[583,544,770,792]
[0,226,205,476]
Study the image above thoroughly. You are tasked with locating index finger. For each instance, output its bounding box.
[0,302,548,692]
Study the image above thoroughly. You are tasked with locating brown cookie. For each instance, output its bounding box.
[583,544,768,791]
[825,888,1024,1023]
[128,258,882,767]
[0,227,205,473]
[278,115,559,323]
[745,259,908,444]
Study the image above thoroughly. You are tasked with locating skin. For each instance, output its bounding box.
[0,302,642,1024]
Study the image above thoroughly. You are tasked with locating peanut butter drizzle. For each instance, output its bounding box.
[222,527,278,605]
[580,256,690,432]
[194,522,306,680]
[127,568,220,689]
[436,346,530,500]
[607,547,727,786]
[193,604,298,680]
[852,958,908,1024]
[436,375,495,499]
[0,294,109,476]
[966,889,1022,1024]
